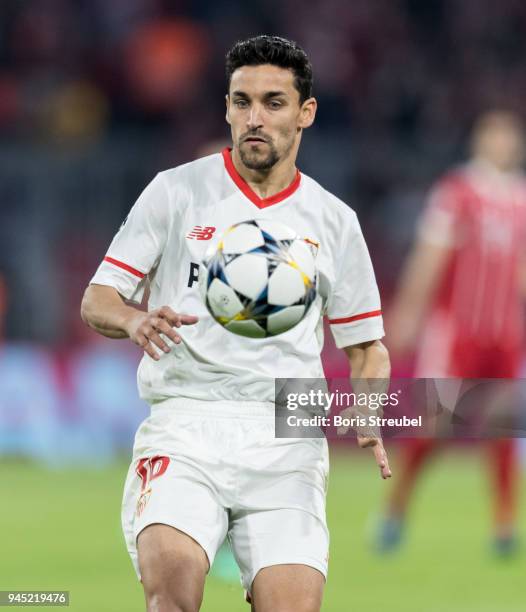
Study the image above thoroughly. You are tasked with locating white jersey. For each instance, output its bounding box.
[90,148,384,404]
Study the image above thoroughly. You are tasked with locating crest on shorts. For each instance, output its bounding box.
[135,456,170,518]
[136,487,152,518]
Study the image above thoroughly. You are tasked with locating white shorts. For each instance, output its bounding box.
[121,398,330,593]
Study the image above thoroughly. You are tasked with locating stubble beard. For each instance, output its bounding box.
[238,131,295,171]
[239,140,280,171]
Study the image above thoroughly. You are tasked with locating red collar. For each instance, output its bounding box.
[222,147,301,209]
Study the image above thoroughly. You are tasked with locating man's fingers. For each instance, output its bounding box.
[147,331,171,354]
[357,436,376,448]
[140,320,176,351]
[337,408,391,479]
[180,314,199,325]
[137,335,162,361]
[355,436,392,479]
[130,308,197,359]
[153,318,182,344]
[157,306,199,327]
[157,306,179,321]
[373,442,392,479]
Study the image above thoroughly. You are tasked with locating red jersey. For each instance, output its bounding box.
[415,161,526,377]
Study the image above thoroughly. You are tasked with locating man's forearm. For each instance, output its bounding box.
[80,284,138,339]
[347,341,391,407]
[341,341,393,478]
[347,340,391,380]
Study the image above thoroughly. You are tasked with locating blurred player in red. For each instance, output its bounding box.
[378,110,526,555]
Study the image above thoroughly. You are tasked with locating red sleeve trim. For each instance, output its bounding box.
[328,310,382,324]
[103,256,145,279]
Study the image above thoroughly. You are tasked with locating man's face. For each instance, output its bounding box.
[226,64,315,171]
[473,113,525,172]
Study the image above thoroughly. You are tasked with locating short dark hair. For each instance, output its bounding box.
[226,35,313,104]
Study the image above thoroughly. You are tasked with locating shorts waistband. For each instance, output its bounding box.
[150,397,276,419]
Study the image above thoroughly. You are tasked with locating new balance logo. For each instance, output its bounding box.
[186,226,216,240]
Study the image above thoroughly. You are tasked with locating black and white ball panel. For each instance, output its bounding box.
[200,220,317,338]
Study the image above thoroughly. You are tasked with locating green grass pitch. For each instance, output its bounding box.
[1,448,524,611]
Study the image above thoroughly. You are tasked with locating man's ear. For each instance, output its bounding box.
[225,94,231,125]
[298,97,317,129]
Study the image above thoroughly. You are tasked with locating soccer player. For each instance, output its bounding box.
[377,110,526,555]
[81,35,391,612]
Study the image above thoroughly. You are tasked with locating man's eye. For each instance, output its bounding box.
[234,100,249,108]
[268,101,282,109]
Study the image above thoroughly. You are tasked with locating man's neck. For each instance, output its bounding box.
[471,156,519,177]
[231,147,298,200]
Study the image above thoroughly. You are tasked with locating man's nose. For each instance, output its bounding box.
[247,105,264,130]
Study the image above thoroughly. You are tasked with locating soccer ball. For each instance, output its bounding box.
[199,219,317,338]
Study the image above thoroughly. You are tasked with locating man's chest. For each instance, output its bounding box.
[462,196,526,255]
[161,194,339,299]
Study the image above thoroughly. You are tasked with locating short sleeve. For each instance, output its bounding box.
[90,173,169,303]
[327,212,384,348]
[417,177,462,247]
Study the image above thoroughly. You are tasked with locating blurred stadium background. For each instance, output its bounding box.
[1,1,525,610]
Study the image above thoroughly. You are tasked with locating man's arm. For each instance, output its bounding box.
[341,339,392,479]
[345,338,390,380]
[518,253,526,300]
[387,240,451,357]
[80,284,198,361]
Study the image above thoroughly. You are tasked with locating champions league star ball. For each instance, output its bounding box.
[199,219,317,338]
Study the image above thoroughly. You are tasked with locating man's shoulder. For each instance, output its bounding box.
[158,151,224,190]
[434,165,471,188]
[301,172,359,225]
[427,165,475,205]
[148,152,227,213]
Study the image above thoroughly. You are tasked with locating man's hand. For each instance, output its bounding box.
[124,306,199,361]
[337,405,392,480]
[80,285,199,358]
[357,436,391,479]
[341,340,392,480]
